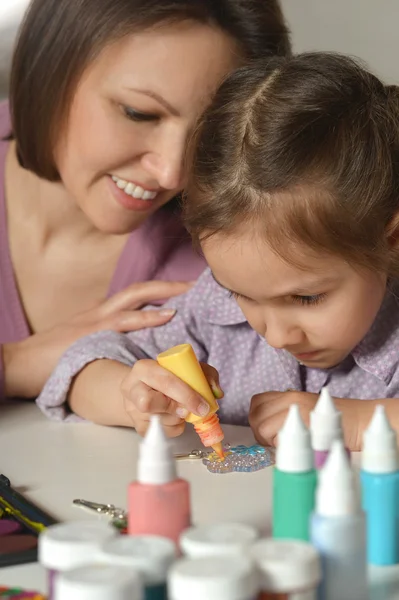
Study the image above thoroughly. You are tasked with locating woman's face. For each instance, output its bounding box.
[54,21,238,233]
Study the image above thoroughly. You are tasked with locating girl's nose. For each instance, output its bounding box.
[264,319,304,351]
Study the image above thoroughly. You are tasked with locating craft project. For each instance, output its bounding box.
[202,444,275,474]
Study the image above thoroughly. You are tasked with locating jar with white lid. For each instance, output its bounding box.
[168,555,259,600]
[99,534,176,600]
[250,538,321,599]
[54,564,143,600]
[39,521,118,600]
[180,522,258,558]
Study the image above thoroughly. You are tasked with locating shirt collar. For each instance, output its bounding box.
[352,285,399,384]
[202,270,248,326]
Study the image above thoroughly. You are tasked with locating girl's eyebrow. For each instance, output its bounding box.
[211,271,338,299]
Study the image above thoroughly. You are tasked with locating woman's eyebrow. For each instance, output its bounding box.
[123,86,180,117]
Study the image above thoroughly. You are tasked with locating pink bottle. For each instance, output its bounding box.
[128,415,191,547]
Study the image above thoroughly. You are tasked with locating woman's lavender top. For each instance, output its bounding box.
[0,101,205,399]
[38,268,399,424]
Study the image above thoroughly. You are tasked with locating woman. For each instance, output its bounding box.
[0,0,290,400]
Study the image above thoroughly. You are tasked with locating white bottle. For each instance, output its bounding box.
[310,440,367,600]
[168,556,259,600]
[310,388,344,468]
[54,564,143,600]
[99,534,176,594]
[250,538,321,599]
[180,522,258,558]
[39,521,118,600]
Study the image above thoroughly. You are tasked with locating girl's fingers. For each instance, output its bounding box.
[200,363,224,399]
[123,381,179,416]
[133,360,210,418]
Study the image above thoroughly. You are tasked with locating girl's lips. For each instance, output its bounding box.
[107,176,159,212]
[293,350,321,360]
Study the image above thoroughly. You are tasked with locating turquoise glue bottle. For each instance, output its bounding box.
[360,405,399,565]
[310,440,368,600]
[272,404,317,541]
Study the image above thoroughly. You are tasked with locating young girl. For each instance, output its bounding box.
[0,0,290,400]
[37,53,399,451]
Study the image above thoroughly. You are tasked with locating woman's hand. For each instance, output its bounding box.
[121,359,223,437]
[249,389,380,451]
[3,280,192,398]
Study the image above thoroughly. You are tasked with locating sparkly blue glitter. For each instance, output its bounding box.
[202,444,275,474]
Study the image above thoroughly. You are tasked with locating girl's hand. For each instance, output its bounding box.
[3,280,192,398]
[121,359,223,437]
[249,390,376,451]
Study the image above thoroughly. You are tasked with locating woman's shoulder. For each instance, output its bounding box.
[0,100,11,139]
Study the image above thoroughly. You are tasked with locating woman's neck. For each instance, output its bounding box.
[6,142,112,246]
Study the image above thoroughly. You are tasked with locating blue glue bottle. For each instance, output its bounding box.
[310,440,368,600]
[360,404,399,565]
[272,404,317,541]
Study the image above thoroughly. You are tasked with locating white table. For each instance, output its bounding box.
[0,402,398,599]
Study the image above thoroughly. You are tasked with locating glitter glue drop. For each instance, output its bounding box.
[99,534,176,600]
[54,564,143,600]
[360,404,399,565]
[180,522,258,558]
[168,556,259,600]
[310,387,348,469]
[310,439,368,600]
[38,521,118,600]
[128,415,191,546]
[272,404,317,541]
[250,538,321,600]
[157,344,225,459]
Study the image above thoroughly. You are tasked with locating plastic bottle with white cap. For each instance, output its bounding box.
[168,555,259,600]
[272,404,317,541]
[250,537,321,599]
[310,439,367,600]
[39,520,118,600]
[180,522,258,558]
[310,387,348,468]
[360,404,399,565]
[99,534,176,600]
[128,415,191,546]
[54,564,143,600]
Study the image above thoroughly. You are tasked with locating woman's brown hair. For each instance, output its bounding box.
[9,0,290,181]
[185,52,399,275]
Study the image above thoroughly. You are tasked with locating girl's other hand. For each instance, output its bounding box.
[3,280,192,398]
[121,359,223,437]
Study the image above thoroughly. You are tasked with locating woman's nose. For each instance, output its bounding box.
[142,133,185,191]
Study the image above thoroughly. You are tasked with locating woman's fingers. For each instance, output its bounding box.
[107,307,177,332]
[99,280,193,315]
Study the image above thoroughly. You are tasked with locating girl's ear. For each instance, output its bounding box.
[386,211,399,249]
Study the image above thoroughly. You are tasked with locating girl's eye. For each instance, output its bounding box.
[291,293,327,306]
[122,106,158,122]
[228,291,253,303]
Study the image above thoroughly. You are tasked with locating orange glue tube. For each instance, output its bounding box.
[128,415,191,547]
[157,344,225,459]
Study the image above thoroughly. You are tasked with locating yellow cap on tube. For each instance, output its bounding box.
[157,344,224,459]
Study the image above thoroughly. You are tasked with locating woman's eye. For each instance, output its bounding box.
[122,106,158,122]
[292,293,327,306]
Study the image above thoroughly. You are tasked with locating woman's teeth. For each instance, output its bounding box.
[111,175,157,200]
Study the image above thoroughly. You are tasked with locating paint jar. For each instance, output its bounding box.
[38,521,118,599]
[99,534,176,600]
[54,564,142,600]
[180,522,258,558]
[168,555,259,600]
[250,538,321,599]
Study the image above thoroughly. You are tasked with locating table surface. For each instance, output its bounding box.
[0,402,398,600]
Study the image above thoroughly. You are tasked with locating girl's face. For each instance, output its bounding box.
[202,227,387,369]
[54,22,237,233]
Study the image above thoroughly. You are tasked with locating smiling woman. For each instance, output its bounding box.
[0,0,291,403]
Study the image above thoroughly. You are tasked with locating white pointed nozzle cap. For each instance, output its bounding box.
[137,415,177,485]
[316,439,359,517]
[310,387,343,451]
[361,405,399,473]
[276,404,314,473]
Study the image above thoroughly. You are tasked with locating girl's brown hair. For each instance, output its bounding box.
[9,0,290,181]
[185,52,399,275]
